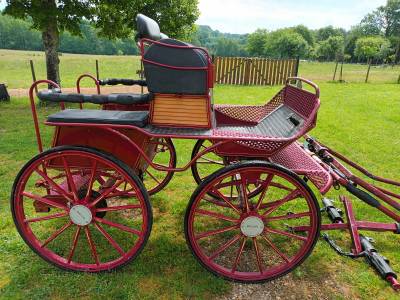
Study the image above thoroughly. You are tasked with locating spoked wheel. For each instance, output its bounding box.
[185,161,320,283]
[141,138,176,195]
[191,140,264,199]
[11,146,152,272]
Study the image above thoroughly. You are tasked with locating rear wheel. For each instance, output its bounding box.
[11,146,152,272]
[142,138,176,195]
[185,161,320,283]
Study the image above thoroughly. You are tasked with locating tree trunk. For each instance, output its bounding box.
[395,40,400,64]
[42,25,60,86]
[365,58,371,83]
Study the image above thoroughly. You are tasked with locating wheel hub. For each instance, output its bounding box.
[240,216,264,237]
[69,205,92,226]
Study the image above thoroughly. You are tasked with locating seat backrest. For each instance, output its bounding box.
[136,14,161,41]
[143,38,208,95]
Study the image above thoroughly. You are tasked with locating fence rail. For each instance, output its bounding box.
[214,57,299,86]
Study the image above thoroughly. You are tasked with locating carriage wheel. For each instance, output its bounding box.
[185,161,320,282]
[142,138,176,195]
[191,140,263,199]
[11,146,152,272]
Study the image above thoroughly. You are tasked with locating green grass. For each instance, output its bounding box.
[1,49,399,89]
[1,83,399,299]
[0,52,400,299]
[0,49,142,89]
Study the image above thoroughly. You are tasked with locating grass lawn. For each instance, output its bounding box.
[1,49,399,89]
[0,80,399,299]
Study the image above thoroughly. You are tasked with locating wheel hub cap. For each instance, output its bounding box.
[240,216,264,237]
[69,205,92,226]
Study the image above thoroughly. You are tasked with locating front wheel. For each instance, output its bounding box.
[185,161,320,283]
[11,146,152,272]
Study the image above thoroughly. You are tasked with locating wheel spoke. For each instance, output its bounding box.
[195,209,239,223]
[261,234,290,263]
[41,221,72,248]
[209,234,242,260]
[262,188,301,217]
[240,176,250,213]
[264,211,311,222]
[96,204,142,212]
[94,217,141,236]
[265,228,307,242]
[210,189,241,214]
[231,237,246,273]
[67,226,81,263]
[89,179,124,207]
[84,226,100,265]
[145,169,161,184]
[93,222,125,256]
[25,212,68,223]
[35,168,74,203]
[85,160,98,201]
[196,224,239,240]
[253,237,263,273]
[255,174,274,210]
[61,157,79,202]
[22,192,68,210]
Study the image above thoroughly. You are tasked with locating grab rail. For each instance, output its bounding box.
[286,77,320,98]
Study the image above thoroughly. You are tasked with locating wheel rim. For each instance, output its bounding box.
[186,164,319,282]
[142,138,176,195]
[191,140,264,199]
[12,149,151,272]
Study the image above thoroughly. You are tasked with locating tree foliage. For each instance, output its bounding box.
[246,29,268,57]
[3,0,199,83]
[316,36,344,61]
[264,30,308,58]
[354,36,391,61]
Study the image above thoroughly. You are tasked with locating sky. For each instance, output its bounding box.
[0,0,387,34]
[197,0,387,33]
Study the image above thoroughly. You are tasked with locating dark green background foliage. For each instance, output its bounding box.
[0,0,399,61]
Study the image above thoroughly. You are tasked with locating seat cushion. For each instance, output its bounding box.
[38,90,152,105]
[47,109,149,127]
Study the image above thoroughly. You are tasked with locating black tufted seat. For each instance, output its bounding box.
[47,109,149,127]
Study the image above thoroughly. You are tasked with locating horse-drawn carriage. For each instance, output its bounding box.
[11,14,399,288]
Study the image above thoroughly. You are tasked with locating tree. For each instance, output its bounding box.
[292,25,314,46]
[360,0,400,62]
[316,36,344,61]
[264,30,309,58]
[246,29,268,57]
[3,0,199,85]
[315,25,345,42]
[354,36,391,62]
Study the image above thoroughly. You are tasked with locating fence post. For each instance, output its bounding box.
[365,58,371,83]
[339,60,344,82]
[30,60,38,94]
[397,73,400,84]
[333,60,339,81]
[295,57,300,77]
[95,59,100,80]
[244,58,251,85]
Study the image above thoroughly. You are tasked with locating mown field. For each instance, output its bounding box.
[0,50,400,299]
[0,49,400,89]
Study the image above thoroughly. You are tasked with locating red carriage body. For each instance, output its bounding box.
[11,14,399,289]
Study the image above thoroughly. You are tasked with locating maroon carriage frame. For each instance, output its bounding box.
[16,32,398,287]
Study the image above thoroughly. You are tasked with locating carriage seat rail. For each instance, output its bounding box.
[38,89,152,105]
[98,78,147,87]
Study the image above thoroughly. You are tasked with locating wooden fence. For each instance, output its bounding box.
[214,57,299,86]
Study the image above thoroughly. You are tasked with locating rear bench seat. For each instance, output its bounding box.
[47,109,149,127]
[38,89,151,127]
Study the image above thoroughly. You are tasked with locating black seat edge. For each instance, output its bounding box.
[38,90,153,105]
[47,109,149,127]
